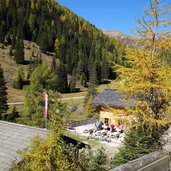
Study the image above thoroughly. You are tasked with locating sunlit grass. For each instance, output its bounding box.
[65,132,100,147]
[68,113,87,121]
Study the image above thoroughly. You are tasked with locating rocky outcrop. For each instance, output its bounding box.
[160,126,171,153]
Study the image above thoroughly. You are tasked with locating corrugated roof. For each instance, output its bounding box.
[0,121,48,171]
[92,89,131,107]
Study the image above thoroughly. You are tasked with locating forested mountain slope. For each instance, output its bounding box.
[103,30,171,65]
[0,0,126,91]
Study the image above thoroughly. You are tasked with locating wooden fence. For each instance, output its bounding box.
[66,118,96,129]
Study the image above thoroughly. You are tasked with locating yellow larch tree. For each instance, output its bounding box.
[115,0,171,134]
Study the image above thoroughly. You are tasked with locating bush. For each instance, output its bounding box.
[88,147,110,171]
[111,126,161,168]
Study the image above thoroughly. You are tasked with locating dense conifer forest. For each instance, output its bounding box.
[0,0,126,92]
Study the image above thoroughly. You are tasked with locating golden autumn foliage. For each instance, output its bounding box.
[111,1,171,168]
[115,0,171,129]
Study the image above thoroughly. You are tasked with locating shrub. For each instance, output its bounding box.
[111,126,161,168]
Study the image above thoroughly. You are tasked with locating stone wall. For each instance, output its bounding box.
[110,151,170,171]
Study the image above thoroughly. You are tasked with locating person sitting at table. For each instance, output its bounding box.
[98,121,103,130]
[110,123,115,132]
[119,123,124,133]
[103,122,108,130]
[106,123,110,131]
[95,119,99,129]
[116,122,123,132]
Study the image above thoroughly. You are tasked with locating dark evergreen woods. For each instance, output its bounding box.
[0,0,126,93]
[0,65,8,119]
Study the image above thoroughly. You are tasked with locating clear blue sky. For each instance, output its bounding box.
[57,0,150,35]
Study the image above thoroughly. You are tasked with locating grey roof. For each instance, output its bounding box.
[0,121,48,171]
[92,89,131,107]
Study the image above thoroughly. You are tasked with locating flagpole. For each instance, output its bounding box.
[44,92,48,129]
[45,117,48,129]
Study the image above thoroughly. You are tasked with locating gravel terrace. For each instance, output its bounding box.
[69,124,124,158]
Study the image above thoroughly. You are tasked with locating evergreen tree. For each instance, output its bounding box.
[0,21,5,43]
[14,36,25,64]
[65,52,72,74]
[28,13,36,32]
[27,51,42,79]
[88,147,109,171]
[17,63,57,127]
[69,75,76,93]
[69,69,77,93]
[95,61,102,84]
[51,55,56,72]
[9,33,16,57]
[0,65,8,119]
[111,126,160,168]
[88,44,95,73]
[27,56,33,80]
[9,46,13,57]
[56,61,68,93]
[39,31,48,52]
[54,38,60,58]
[101,57,109,79]
[80,73,87,87]
[13,67,25,89]
[77,57,84,78]
[85,66,97,105]
[6,105,19,122]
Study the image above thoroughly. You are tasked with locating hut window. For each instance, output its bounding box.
[104,118,109,125]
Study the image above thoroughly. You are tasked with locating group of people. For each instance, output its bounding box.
[110,122,123,133]
[95,120,123,133]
